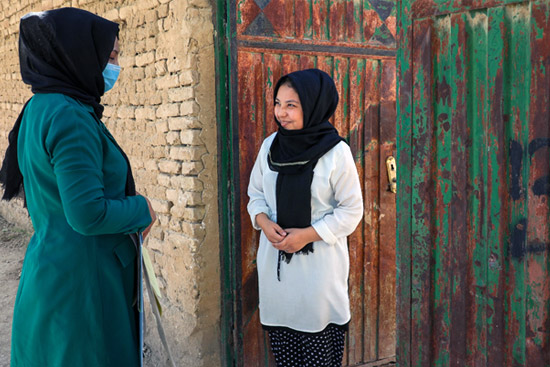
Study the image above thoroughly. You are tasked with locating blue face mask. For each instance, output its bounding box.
[102,63,121,93]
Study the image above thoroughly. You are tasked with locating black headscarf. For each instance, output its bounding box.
[268,69,343,278]
[0,8,136,200]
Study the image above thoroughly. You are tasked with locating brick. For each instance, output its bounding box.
[155,74,180,89]
[180,191,203,206]
[119,5,135,20]
[137,0,158,11]
[170,176,204,191]
[145,37,157,51]
[156,103,179,118]
[145,64,156,78]
[151,132,167,146]
[170,205,205,222]
[158,159,181,174]
[136,51,155,67]
[103,9,119,22]
[144,159,158,171]
[145,9,158,23]
[147,185,167,199]
[181,161,204,175]
[155,120,169,133]
[189,0,211,8]
[162,14,173,31]
[180,101,200,116]
[181,222,206,239]
[117,106,135,119]
[168,117,201,130]
[155,60,167,76]
[157,173,171,186]
[136,27,147,41]
[158,4,169,18]
[183,207,206,221]
[168,87,194,102]
[180,129,202,145]
[151,198,171,214]
[169,218,182,232]
[148,92,162,105]
[166,189,179,202]
[129,67,145,81]
[135,106,156,120]
[167,57,181,73]
[166,131,181,145]
[169,146,207,161]
[135,40,146,53]
[180,70,197,85]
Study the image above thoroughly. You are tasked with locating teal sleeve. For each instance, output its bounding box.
[45,106,152,236]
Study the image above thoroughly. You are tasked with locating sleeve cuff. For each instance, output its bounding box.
[250,207,271,230]
[311,219,338,246]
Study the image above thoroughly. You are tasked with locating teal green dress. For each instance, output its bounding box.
[11,93,151,366]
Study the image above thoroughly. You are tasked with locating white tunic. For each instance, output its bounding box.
[247,133,364,332]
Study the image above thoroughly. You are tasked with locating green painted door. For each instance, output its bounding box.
[397,0,550,365]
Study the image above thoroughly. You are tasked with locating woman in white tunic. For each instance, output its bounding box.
[247,69,363,366]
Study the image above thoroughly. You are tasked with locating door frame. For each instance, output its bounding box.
[214,0,242,366]
[216,1,399,365]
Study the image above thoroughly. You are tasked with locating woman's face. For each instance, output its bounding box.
[275,84,304,130]
[108,37,120,66]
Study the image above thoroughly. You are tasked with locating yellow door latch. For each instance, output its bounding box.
[386,156,397,193]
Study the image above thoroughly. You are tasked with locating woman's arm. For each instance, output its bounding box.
[310,143,364,246]
[247,138,273,229]
[46,106,153,236]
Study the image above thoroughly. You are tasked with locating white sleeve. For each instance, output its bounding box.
[311,144,364,246]
[247,140,272,230]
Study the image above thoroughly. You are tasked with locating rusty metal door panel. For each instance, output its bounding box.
[237,49,397,366]
[236,0,397,50]
[231,1,398,366]
[397,1,550,366]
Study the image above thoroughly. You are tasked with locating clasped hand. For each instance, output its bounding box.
[255,213,321,253]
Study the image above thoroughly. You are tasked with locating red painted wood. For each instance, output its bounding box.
[378,59,397,360]
[485,7,506,367]
[363,59,382,363]
[449,13,468,366]
[410,17,433,367]
[329,0,347,42]
[347,57,366,365]
[295,0,311,39]
[527,3,550,365]
[235,1,397,365]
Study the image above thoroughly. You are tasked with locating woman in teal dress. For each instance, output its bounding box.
[0,8,156,366]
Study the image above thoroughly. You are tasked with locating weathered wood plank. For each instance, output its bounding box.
[410,17,433,367]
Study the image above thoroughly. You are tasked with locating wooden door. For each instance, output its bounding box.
[229,0,398,365]
[397,0,550,365]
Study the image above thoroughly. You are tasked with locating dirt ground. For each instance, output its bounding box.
[0,215,30,367]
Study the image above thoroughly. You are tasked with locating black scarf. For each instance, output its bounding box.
[0,8,136,200]
[268,69,343,276]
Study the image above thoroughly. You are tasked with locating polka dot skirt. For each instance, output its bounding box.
[267,324,346,367]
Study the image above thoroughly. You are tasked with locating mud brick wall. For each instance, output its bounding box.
[0,1,220,366]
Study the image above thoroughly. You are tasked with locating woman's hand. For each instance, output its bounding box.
[256,213,287,243]
[141,195,157,239]
[272,227,322,253]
